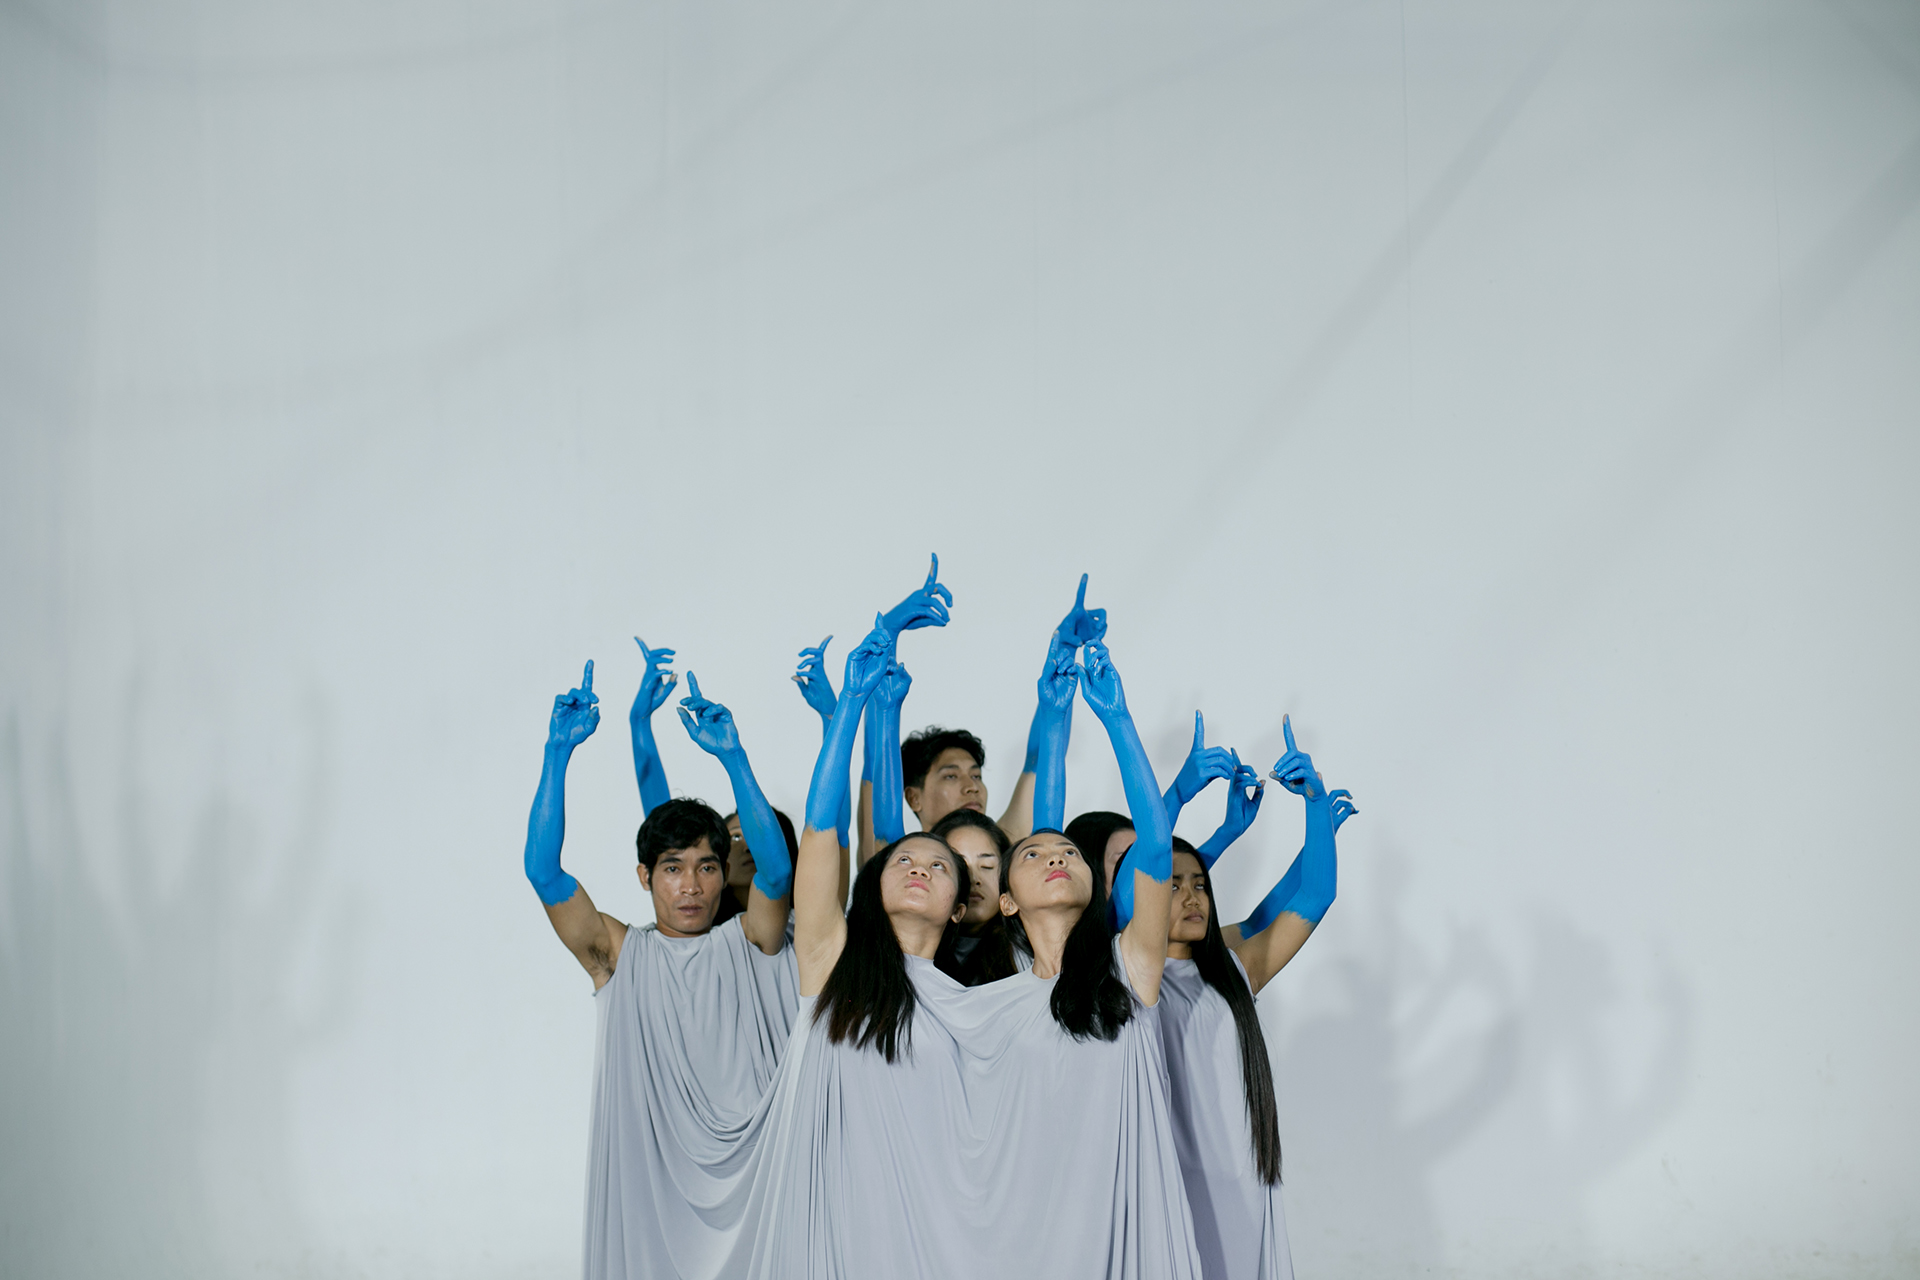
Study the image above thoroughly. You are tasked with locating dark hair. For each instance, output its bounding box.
[636,798,731,872]
[723,807,802,862]
[900,726,985,790]
[1001,828,1133,1042]
[1063,810,1133,872]
[1172,841,1283,1184]
[813,834,971,1063]
[930,810,1017,985]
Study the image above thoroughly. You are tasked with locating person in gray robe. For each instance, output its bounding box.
[750,616,1202,1278]
[1154,720,1358,1279]
[521,661,801,1279]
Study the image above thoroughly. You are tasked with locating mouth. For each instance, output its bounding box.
[1045,870,1069,883]
[962,802,985,812]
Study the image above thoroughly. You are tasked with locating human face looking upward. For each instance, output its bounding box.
[1166,851,1211,959]
[1002,831,1093,920]
[723,814,756,899]
[906,747,985,831]
[637,837,727,938]
[877,835,966,930]
[943,824,1003,928]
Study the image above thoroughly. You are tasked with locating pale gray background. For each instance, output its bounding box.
[3,0,1917,1276]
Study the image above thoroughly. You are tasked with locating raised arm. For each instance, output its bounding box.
[868,657,911,848]
[675,673,794,956]
[1162,711,1237,833]
[1197,756,1265,869]
[1079,641,1174,1006]
[1001,574,1105,840]
[793,636,853,901]
[795,619,894,994]
[628,638,679,814]
[1233,716,1357,993]
[525,661,628,990]
[1030,628,1079,831]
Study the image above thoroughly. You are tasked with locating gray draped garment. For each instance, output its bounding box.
[1157,957,1294,1280]
[747,946,1204,1279]
[583,918,800,1280]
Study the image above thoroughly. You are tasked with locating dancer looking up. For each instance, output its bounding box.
[521,661,801,1280]
[749,615,1203,1278]
[1155,717,1356,1280]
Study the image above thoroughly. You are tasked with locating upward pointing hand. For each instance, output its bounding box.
[1170,711,1238,805]
[1058,573,1107,648]
[631,637,679,722]
[1269,715,1326,801]
[549,660,601,748]
[676,673,740,757]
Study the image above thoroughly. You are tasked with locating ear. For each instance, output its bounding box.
[902,784,924,816]
[999,892,1019,918]
[636,863,652,891]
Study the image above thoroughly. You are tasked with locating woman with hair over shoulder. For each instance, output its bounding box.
[748,608,1203,1279]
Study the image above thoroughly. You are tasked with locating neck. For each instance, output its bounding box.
[890,913,949,960]
[1020,904,1082,979]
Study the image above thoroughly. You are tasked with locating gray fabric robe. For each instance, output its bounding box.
[1157,957,1294,1280]
[583,917,800,1280]
[747,946,1204,1279]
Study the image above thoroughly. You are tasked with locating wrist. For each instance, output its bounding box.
[544,738,575,762]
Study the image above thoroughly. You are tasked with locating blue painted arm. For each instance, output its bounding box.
[879,554,953,635]
[1080,642,1171,929]
[1031,629,1078,832]
[1197,757,1265,869]
[869,658,910,845]
[628,638,678,814]
[676,673,793,900]
[1242,717,1357,931]
[793,637,850,847]
[1162,711,1237,833]
[525,661,599,906]
[806,620,894,834]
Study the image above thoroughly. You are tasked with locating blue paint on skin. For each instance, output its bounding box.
[1081,640,1171,927]
[1238,717,1357,933]
[792,635,850,846]
[1196,757,1265,868]
[629,637,678,815]
[1161,711,1239,833]
[524,660,598,907]
[868,657,910,846]
[1030,627,1078,832]
[806,618,894,835]
[676,672,795,900]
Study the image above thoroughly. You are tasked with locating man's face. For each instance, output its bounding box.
[723,815,756,893]
[637,836,727,937]
[905,747,986,830]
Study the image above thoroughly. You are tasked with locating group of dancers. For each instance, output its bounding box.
[522,561,1357,1279]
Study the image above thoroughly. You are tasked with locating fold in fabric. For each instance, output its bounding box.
[747,945,1204,1280]
[583,918,800,1280]
[1157,958,1294,1280]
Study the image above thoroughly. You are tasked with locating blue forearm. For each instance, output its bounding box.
[1106,713,1171,928]
[524,744,580,906]
[1197,817,1239,869]
[806,691,866,834]
[722,749,793,899]
[1285,800,1338,925]
[630,718,669,815]
[1161,780,1187,836]
[1237,850,1305,936]
[871,697,905,846]
[1032,708,1070,833]
[830,721,851,848]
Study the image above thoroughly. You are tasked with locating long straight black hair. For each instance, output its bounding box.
[1174,840,1283,1184]
[813,833,970,1064]
[1001,829,1133,1041]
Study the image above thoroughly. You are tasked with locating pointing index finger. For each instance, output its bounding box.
[1192,711,1205,751]
[1074,573,1089,612]
[685,671,703,703]
[1281,714,1296,754]
[583,660,595,692]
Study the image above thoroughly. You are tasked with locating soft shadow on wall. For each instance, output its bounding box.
[0,686,361,1280]
[1270,840,1693,1278]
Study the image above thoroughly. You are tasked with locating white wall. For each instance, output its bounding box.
[3,1,1917,1275]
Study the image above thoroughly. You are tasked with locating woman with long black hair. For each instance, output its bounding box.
[748,608,1203,1278]
[930,807,1018,985]
[1155,719,1357,1280]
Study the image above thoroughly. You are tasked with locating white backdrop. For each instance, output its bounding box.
[4,1,1918,1276]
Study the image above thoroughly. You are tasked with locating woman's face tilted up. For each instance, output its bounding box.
[1002,831,1093,921]
[877,835,966,929]
[943,824,1004,928]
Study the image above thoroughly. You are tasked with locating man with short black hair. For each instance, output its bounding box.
[522,661,798,1279]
